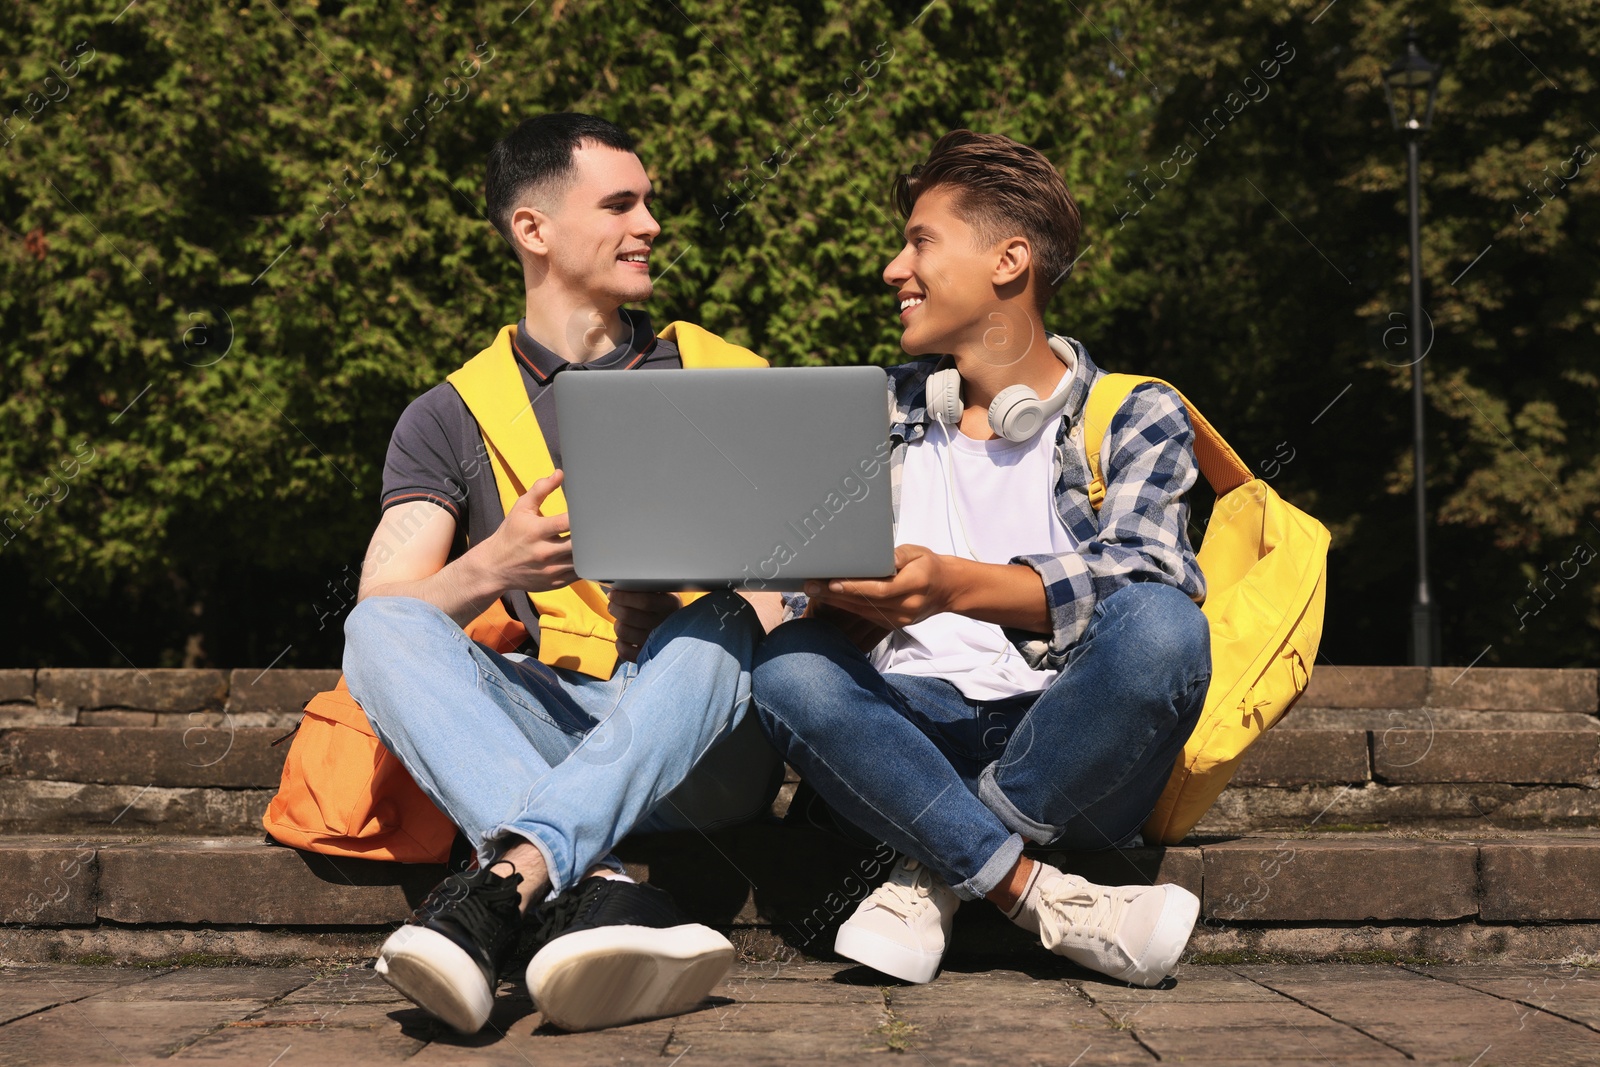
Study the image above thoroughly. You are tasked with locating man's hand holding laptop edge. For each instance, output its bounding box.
[486,470,578,594]
[354,473,576,630]
[606,587,681,663]
[804,543,1052,646]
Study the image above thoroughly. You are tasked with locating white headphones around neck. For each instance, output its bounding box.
[925,335,1076,442]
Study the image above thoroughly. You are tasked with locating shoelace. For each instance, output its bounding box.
[425,873,522,950]
[1038,877,1131,949]
[528,879,599,950]
[864,862,937,921]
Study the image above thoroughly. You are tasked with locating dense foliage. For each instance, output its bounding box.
[1,0,1595,668]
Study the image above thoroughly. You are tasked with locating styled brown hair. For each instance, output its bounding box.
[893,130,1082,312]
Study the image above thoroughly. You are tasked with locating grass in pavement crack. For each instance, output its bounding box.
[874,987,917,1053]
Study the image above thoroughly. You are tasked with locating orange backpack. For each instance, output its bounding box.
[262,601,526,863]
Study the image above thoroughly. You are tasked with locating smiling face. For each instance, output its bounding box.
[882,185,1011,356]
[538,144,660,308]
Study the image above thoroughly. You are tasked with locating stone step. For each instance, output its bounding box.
[7,723,1596,792]
[4,828,1600,967]
[3,777,1592,840]
[1299,666,1597,713]
[0,780,275,837]
[2,667,1592,728]
[0,726,283,837]
[1236,727,1600,786]
[1285,707,1599,731]
[1197,782,1600,834]
[3,724,1596,836]
[0,669,338,729]
[1,727,286,788]
[1207,724,1600,833]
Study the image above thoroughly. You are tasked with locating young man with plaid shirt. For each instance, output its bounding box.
[752,131,1210,987]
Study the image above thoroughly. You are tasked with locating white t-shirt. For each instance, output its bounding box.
[870,372,1079,701]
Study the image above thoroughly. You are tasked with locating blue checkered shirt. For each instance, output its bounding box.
[786,335,1206,669]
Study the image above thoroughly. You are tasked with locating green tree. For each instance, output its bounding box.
[1,0,1595,669]
[1095,0,1600,667]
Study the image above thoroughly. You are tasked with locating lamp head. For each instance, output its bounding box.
[1383,26,1441,133]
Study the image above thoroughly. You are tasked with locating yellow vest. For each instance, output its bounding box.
[445,321,767,680]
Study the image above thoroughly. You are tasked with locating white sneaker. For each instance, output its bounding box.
[522,875,733,1032]
[1024,864,1199,987]
[833,857,960,984]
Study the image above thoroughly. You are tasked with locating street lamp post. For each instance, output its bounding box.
[1384,27,1442,667]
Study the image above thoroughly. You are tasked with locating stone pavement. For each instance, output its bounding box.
[3,956,1598,1065]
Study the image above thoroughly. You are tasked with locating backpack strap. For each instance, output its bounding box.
[447,327,616,676]
[1082,372,1253,510]
[658,320,769,369]
[447,326,553,512]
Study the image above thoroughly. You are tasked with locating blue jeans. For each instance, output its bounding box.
[343,592,775,894]
[752,582,1210,901]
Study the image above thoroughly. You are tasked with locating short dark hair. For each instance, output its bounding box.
[484,112,637,251]
[893,130,1082,312]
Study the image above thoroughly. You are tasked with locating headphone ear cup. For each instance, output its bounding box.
[988,384,1043,442]
[926,367,965,425]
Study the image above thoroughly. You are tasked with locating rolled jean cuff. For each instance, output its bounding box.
[485,823,568,895]
[952,831,1025,901]
[978,764,1060,845]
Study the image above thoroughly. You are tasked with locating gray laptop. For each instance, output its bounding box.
[554,366,895,591]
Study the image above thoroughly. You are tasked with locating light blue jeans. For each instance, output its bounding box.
[343,591,776,894]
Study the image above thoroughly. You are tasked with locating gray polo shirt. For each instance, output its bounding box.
[378,309,681,645]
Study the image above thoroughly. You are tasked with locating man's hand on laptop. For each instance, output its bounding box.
[486,471,579,594]
[806,544,1052,637]
[608,589,683,663]
[804,544,955,630]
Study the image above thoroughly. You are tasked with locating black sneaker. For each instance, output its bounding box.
[522,875,734,1032]
[375,865,523,1033]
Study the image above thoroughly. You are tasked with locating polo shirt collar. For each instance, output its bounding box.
[512,309,658,384]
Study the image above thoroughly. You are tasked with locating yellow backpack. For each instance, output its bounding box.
[1082,374,1331,845]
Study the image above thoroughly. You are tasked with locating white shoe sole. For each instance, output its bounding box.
[1118,885,1201,987]
[374,925,494,1034]
[834,922,943,985]
[524,923,734,1032]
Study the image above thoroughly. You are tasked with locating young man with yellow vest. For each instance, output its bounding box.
[752,132,1209,987]
[341,113,783,1035]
